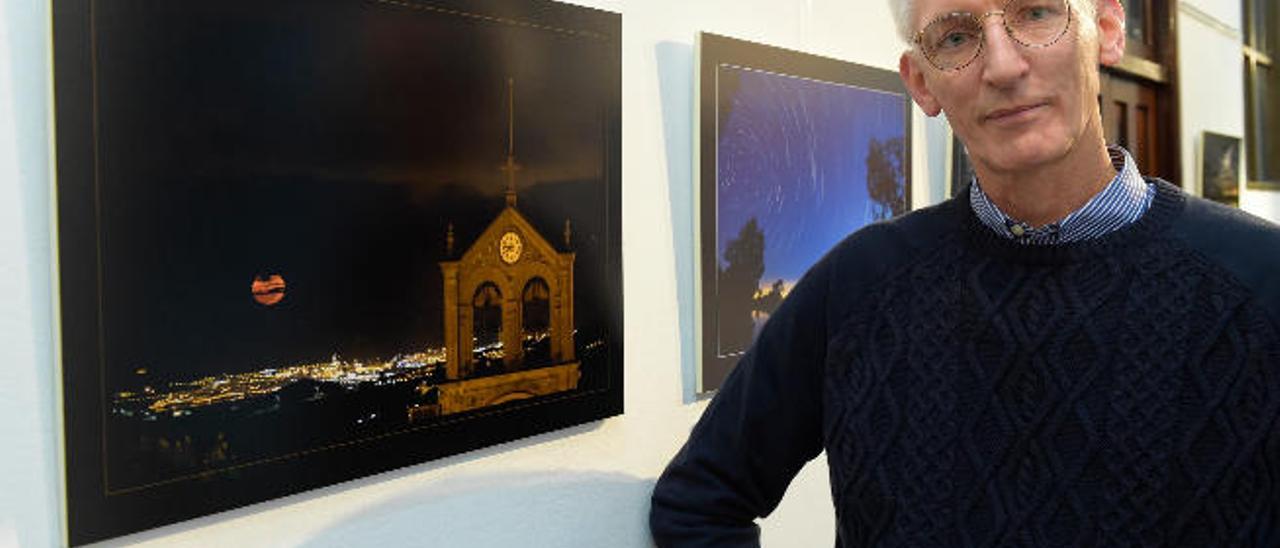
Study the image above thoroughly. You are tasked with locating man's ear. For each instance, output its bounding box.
[900,52,942,116]
[1095,0,1126,66]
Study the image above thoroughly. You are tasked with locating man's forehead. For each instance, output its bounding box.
[911,0,1083,32]
[914,0,1002,19]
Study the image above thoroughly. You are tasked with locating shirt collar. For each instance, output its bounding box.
[968,146,1154,245]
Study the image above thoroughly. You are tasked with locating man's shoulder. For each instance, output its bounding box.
[1165,179,1280,322]
[1167,180,1280,266]
[840,195,963,253]
[820,196,964,290]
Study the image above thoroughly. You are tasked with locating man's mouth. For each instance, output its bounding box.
[984,102,1049,123]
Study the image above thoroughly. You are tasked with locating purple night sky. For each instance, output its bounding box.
[716,65,907,291]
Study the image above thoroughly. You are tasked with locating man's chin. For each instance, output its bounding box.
[975,141,1071,175]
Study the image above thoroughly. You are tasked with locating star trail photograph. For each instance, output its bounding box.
[54,0,620,543]
[697,33,910,392]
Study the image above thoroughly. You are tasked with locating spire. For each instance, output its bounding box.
[446,222,455,257]
[500,77,520,208]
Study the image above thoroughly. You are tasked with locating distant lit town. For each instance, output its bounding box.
[109,328,609,422]
[113,346,451,419]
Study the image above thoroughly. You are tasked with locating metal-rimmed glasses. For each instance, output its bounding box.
[912,0,1074,72]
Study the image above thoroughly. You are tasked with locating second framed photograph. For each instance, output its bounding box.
[1201,131,1242,207]
[695,33,912,393]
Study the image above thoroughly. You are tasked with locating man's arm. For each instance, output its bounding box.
[650,256,832,547]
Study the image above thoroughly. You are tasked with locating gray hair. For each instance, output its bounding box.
[889,0,1100,44]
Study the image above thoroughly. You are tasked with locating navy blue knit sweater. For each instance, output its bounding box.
[652,180,1280,547]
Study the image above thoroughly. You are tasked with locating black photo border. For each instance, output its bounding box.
[53,0,622,544]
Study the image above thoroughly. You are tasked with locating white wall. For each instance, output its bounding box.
[0,0,939,546]
[1178,0,1280,222]
[1,0,61,546]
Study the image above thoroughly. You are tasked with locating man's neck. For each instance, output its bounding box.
[973,136,1118,228]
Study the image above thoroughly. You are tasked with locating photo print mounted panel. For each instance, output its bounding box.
[53,0,621,543]
[696,33,911,393]
[1201,131,1242,207]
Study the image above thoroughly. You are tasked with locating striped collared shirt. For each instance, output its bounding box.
[969,146,1154,245]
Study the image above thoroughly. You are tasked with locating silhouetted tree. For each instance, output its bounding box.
[717,218,765,354]
[867,137,906,220]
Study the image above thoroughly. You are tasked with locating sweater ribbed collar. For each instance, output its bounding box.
[958,178,1185,266]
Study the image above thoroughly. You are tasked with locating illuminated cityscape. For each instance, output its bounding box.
[112,347,449,418]
[104,328,604,495]
[110,329,575,420]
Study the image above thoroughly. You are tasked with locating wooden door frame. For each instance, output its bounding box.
[1100,0,1182,186]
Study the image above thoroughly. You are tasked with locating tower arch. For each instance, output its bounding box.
[472,282,503,374]
[522,277,552,365]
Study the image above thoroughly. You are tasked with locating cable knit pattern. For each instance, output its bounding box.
[824,181,1280,547]
[651,179,1280,548]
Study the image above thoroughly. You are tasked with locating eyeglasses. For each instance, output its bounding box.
[913,0,1074,72]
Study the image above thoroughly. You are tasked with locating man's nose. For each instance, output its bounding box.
[980,16,1031,88]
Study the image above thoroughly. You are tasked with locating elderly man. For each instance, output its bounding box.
[651,0,1280,545]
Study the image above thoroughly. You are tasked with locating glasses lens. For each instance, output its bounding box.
[919,13,983,71]
[1005,0,1071,46]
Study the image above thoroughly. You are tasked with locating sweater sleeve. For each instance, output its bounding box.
[649,255,832,547]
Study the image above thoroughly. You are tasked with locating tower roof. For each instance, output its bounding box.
[500,77,519,208]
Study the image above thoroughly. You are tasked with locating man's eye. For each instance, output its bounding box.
[936,31,975,50]
[1014,3,1062,24]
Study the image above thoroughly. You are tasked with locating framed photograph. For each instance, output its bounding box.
[53,0,621,543]
[1201,131,1242,207]
[695,33,911,393]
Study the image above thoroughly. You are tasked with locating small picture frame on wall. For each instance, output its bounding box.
[694,33,912,393]
[1200,131,1242,207]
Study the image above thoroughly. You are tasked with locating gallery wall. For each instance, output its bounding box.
[1177,0,1280,220]
[2,0,61,545]
[2,0,924,546]
[1,0,1274,547]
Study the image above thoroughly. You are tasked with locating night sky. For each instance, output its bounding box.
[93,0,614,389]
[715,65,906,290]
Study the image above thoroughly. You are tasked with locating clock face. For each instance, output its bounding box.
[499,231,523,264]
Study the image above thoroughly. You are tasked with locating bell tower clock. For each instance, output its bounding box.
[499,231,523,264]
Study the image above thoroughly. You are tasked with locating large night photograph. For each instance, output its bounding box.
[54,0,621,543]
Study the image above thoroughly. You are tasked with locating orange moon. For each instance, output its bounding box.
[251,274,286,306]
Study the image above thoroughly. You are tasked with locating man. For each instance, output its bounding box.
[651,0,1280,545]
